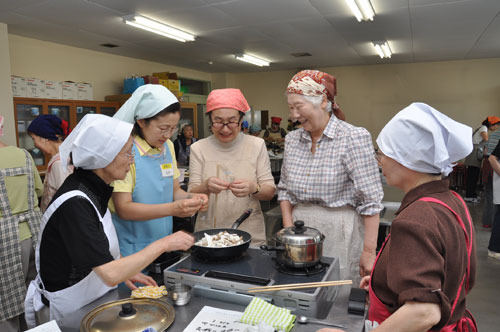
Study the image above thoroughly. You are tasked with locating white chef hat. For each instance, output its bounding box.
[113,84,179,124]
[376,102,472,176]
[59,114,133,170]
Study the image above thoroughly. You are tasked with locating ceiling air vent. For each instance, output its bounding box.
[100,43,119,48]
[290,52,312,57]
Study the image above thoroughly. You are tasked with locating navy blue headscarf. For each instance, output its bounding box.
[27,114,69,141]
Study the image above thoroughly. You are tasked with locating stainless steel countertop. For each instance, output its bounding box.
[57,284,365,332]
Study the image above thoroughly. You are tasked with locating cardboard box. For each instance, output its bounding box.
[62,81,78,100]
[168,79,180,91]
[44,80,62,99]
[158,79,169,89]
[26,78,46,98]
[11,76,27,97]
[152,72,170,80]
[77,83,93,100]
[143,75,159,84]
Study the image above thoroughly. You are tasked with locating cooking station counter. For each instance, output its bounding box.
[57,285,364,332]
[56,249,366,331]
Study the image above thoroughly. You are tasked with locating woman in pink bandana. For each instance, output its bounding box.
[278,70,384,283]
[188,89,276,245]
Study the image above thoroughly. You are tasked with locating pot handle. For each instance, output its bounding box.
[231,209,253,229]
[260,245,285,252]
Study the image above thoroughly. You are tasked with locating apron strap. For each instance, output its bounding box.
[418,194,473,327]
[22,149,38,212]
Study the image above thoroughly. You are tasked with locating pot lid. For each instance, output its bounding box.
[80,298,175,332]
[275,220,324,245]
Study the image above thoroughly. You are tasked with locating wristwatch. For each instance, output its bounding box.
[251,184,261,195]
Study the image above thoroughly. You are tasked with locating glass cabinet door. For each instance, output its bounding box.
[15,103,46,166]
[76,106,97,123]
[100,106,117,117]
[47,105,70,124]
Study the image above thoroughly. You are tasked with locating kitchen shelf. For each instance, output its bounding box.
[13,97,120,171]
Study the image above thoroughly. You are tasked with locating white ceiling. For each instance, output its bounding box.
[1,0,500,73]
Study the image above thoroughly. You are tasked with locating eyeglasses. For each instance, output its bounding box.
[212,121,240,129]
[374,150,384,162]
[120,151,135,160]
[156,126,178,135]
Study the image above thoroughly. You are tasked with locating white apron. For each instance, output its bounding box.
[24,190,121,328]
[292,203,364,284]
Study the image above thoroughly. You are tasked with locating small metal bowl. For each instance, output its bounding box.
[167,284,192,306]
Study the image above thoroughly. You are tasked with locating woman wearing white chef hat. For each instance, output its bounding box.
[24,114,194,327]
[111,85,208,258]
[320,103,477,332]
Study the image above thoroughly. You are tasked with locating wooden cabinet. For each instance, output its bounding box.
[105,94,199,138]
[13,97,120,171]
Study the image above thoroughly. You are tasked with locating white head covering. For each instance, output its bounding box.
[376,102,473,176]
[113,84,179,124]
[59,114,133,170]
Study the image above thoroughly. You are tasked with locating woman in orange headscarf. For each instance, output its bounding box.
[188,88,276,245]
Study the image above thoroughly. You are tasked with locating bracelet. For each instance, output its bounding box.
[251,184,261,195]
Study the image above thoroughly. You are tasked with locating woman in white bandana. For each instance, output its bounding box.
[318,103,477,332]
[24,114,195,328]
[111,85,208,258]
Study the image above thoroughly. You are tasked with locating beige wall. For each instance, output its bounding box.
[8,34,212,101]
[230,58,500,139]
[0,23,15,146]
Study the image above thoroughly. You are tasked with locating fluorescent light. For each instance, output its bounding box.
[381,43,392,58]
[346,0,363,22]
[123,15,195,42]
[235,54,270,67]
[346,0,375,22]
[373,42,392,58]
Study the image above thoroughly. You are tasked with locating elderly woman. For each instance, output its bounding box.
[174,123,197,167]
[111,85,208,257]
[319,103,477,332]
[24,114,195,327]
[189,88,276,245]
[27,114,73,211]
[279,70,383,281]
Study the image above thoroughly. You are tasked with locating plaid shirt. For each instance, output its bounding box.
[278,116,383,215]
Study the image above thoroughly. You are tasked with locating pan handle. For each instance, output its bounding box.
[231,209,253,229]
[260,245,285,252]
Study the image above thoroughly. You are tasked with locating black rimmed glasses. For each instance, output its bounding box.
[211,121,240,129]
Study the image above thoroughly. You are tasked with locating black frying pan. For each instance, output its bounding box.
[191,209,253,260]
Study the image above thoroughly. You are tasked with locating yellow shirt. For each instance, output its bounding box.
[109,136,180,213]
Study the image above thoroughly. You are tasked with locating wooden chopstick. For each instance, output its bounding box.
[214,163,222,229]
[247,280,352,293]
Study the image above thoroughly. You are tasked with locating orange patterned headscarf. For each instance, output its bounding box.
[286,70,345,121]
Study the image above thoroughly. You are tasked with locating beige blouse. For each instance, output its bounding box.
[188,134,276,245]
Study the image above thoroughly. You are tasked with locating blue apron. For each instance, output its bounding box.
[112,142,174,257]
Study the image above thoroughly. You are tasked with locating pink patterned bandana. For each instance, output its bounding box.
[287,70,345,120]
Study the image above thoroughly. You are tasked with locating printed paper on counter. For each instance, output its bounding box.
[183,306,250,332]
[27,320,62,332]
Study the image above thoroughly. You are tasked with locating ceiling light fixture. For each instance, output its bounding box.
[235,54,270,67]
[123,15,195,42]
[346,0,375,22]
[373,41,392,58]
